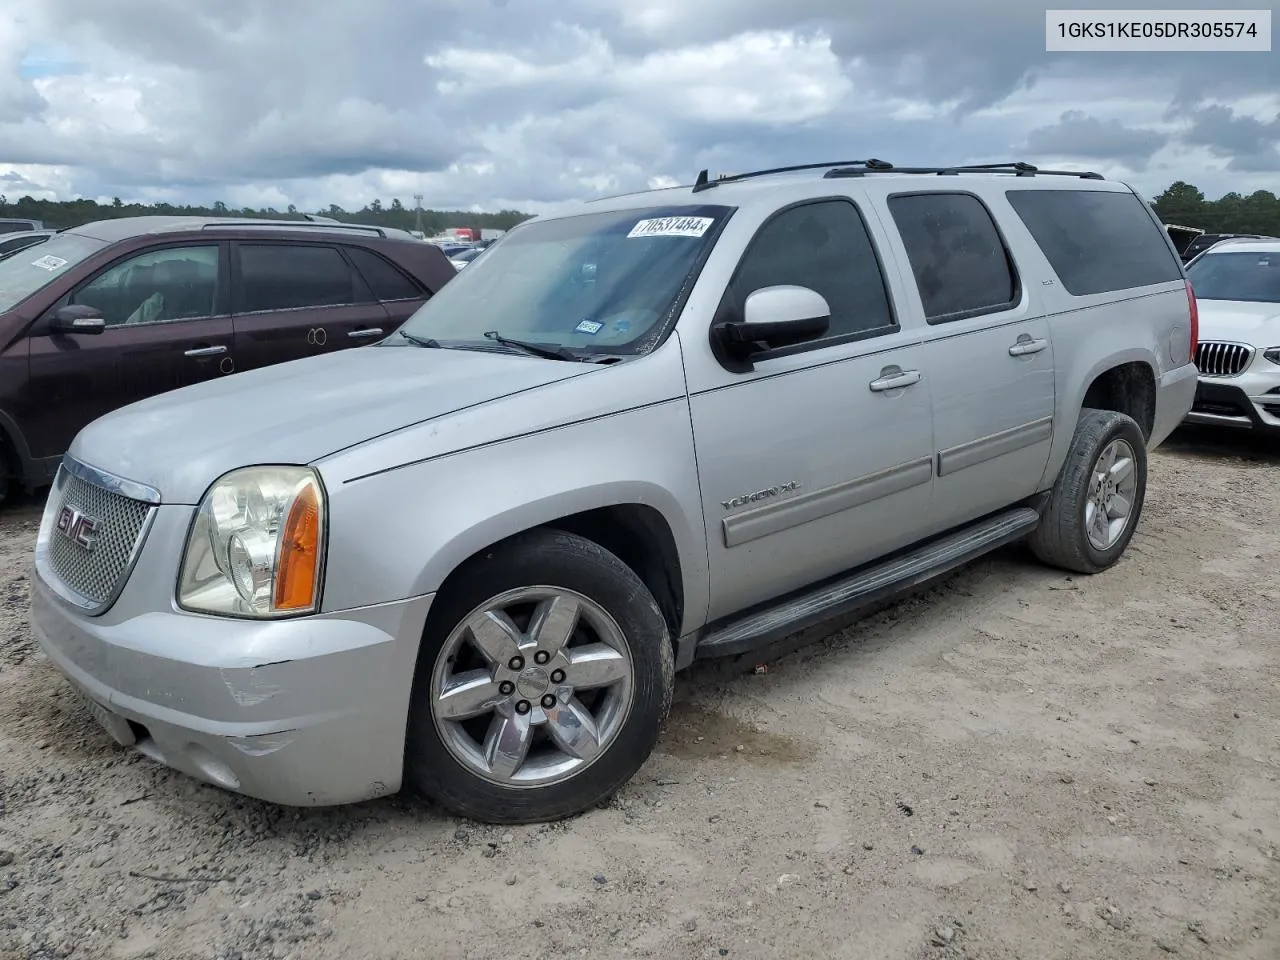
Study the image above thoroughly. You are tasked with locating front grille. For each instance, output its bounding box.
[42,465,155,612]
[1195,341,1254,377]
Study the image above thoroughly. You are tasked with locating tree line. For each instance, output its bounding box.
[4,180,1279,237]
[1151,182,1280,236]
[0,195,533,234]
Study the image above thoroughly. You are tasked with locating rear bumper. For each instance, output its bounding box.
[1183,371,1280,436]
[31,569,433,807]
[1150,362,1199,448]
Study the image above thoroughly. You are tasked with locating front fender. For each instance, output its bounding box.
[317,397,709,637]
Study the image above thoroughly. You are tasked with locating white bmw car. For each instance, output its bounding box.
[1183,238,1280,436]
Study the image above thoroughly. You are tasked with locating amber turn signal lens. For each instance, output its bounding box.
[273,480,322,611]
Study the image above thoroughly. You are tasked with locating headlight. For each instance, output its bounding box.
[178,466,326,618]
[1264,347,1280,365]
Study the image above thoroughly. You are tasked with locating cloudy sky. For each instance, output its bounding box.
[1,1,1277,214]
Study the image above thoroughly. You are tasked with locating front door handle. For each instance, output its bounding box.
[183,345,227,358]
[348,327,384,339]
[1009,336,1048,357]
[869,368,922,392]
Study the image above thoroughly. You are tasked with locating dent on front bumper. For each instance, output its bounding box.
[30,555,434,807]
[1183,367,1280,434]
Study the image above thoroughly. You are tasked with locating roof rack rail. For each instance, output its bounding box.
[691,160,887,193]
[823,160,1104,180]
[199,220,388,237]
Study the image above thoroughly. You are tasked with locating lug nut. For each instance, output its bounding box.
[541,694,556,709]
[550,669,565,684]
[534,650,550,665]
[499,680,514,696]
[515,700,531,715]
[509,655,525,671]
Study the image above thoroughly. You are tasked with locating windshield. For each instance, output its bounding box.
[1187,250,1280,303]
[453,247,484,263]
[0,232,106,313]
[394,204,732,354]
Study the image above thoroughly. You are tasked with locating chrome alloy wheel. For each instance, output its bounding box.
[1085,437,1137,551]
[429,586,635,788]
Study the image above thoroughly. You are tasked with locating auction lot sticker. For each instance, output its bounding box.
[31,254,68,271]
[627,217,714,239]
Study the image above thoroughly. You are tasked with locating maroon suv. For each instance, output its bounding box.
[0,215,455,503]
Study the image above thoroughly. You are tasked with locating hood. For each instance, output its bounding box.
[1196,299,1280,344]
[69,345,594,503]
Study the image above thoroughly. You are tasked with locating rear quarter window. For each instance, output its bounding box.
[1005,189,1182,296]
[345,247,425,301]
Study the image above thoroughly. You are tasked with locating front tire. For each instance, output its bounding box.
[1028,408,1147,574]
[404,529,674,824]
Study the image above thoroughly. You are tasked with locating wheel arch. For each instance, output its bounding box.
[1039,348,1159,490]
[417,487,696,644]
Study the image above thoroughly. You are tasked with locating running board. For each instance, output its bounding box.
[694,507,1040,660]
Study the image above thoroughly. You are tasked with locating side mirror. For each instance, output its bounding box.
[711,285,831,366]
[50,304,106,335]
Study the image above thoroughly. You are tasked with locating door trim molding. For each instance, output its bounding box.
[722,456,933,548]
[936,415,1053,478]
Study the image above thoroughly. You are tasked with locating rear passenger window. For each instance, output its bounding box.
[729,199,895,342]
[888,193,1018,323]
[238,244,367,312]
[1005,189,1182,296]
[345,247,423,301]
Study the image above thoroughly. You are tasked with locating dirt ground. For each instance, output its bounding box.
[1,426,1278,960]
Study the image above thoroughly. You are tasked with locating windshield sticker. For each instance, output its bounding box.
[574,318,603,335]
[31,255,68,271]
[626,216,714,239]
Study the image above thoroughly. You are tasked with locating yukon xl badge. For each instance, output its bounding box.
[721,481,800,511]
[56,506,100,550]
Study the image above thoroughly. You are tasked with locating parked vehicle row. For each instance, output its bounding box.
[29,158,1198,825]
[0,216,455,502]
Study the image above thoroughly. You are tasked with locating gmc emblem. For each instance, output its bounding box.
[56,506,99,550]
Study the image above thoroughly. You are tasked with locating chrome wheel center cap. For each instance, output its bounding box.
[516,666,551,700]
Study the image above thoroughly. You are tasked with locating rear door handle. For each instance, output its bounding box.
[183,345,227,358]
[1009,337,1048,357]
[869,369,922,392]
[348,327,384,339]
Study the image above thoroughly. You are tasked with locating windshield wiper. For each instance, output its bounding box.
[483,330,580,361]
[399,330,442,348]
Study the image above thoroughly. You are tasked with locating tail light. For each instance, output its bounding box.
[1185,279,1199,363]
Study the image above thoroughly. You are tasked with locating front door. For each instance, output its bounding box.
[685,197,937,623]
[879,191,1055,528]
[230,242,392,371]
[25,242,234,461]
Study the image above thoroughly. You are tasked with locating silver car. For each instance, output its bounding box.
[31,160,1198,824]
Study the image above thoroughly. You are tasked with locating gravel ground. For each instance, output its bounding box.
[1,426,1278,960]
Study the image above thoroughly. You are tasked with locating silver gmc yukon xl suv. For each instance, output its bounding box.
[31,160,1199,824]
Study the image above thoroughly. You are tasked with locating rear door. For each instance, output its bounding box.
[877,190,1055,530]
[25,241,234,460]
[342,245,430,335]
[230,242,392,371]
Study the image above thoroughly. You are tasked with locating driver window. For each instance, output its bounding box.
[729,199,897,342]
[71,245,220,327]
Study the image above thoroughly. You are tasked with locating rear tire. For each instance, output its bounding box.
[404,529,674,824]
[1028,408,1147,574]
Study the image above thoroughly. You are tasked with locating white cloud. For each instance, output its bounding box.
[0,0,1274,212]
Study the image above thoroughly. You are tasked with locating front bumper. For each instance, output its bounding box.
[1183,370,1280,435]
[31,518,434,806]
